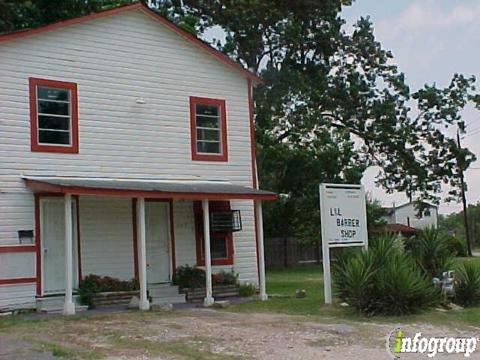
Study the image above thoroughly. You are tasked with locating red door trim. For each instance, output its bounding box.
[34,194,42,295]
[169,200,177,279]
[74,195,83,282]
[131,199,139,281]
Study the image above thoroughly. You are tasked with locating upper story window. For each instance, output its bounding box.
[29,78,79,153]
[189,96,228,161]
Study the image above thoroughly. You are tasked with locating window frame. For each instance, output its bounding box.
[194,201,234,266]
[189,96,228,161]
[29,77,79,153]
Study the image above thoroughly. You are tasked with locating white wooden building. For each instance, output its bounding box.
[382,202,438,230]
[0,2,276,314]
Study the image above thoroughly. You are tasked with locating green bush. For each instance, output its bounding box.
[173,265,206,289]
[78,275,139,307]
[454,262,480,307]
[334,234,441,316]
[445,235,468,257]
[239,283,257,297]
[212,270,239,286]
[406,228,455,278]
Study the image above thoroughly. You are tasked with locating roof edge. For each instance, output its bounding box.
[0,1,263,85]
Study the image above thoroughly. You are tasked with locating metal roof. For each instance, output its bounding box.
[23,176,276,201]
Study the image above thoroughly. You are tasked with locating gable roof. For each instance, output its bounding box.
[0,2,262,85]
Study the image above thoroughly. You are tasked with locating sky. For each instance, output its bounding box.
[341,0,480,214]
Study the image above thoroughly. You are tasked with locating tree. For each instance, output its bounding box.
[3,1,478,242]
[0,0,135,33]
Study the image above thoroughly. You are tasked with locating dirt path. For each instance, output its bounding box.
[0,309,479,359]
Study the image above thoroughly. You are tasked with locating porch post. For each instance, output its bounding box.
[202,199,214,306]
[136,197,150,310]
[64,194,75,315]
[255,200,268,301]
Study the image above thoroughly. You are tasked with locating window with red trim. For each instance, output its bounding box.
[190,96,228,161]
[194,201,234,266]
[29,77,79,153]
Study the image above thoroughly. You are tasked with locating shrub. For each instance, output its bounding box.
[213,270,238,286]
[78,275,139,307]
[406,228,455,278]
[239,283,257,297]
[333,234,441,316]
[454,262,480,307]
[445,235,468,257]
[173,265,206,289]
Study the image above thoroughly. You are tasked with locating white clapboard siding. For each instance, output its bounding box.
[0,8,261,307]
[0,284,36,310]
[79,197,135,281]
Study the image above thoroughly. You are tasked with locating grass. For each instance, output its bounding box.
[229,263,480,328]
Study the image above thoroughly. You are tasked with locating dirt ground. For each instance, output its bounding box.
[1,308,479,359]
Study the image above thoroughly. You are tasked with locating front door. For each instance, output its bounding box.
[145,202,171,283]
[41,197,78,294]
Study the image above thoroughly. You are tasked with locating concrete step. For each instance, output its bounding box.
[149,287,182,298]
[36,295,81,312]
[151,293,186,305]
[37,304,88,314]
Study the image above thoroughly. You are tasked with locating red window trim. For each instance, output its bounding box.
[29,77,79,154]
[189,96,228,162]
[194,201,234,266]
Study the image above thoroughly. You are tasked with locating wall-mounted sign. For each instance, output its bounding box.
[319,183,368,304]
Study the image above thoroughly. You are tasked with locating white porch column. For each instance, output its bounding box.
[136,198,150,310]
[63,194,75,315]
[202,199,214,306]
[255,200,268,301]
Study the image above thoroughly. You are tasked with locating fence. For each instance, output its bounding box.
[264,237,320,268]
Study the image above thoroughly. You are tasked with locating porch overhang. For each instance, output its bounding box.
[23,176,277,201]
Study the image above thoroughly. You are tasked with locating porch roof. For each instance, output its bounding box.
[23,176,277,201]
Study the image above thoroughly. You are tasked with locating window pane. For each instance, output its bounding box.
[211,236,227,259]
[38,115,70,130]
[197,141,220,154]
[196,104,219,117]
[37,87,69,102]
[38,130,70,145]
[196,115,219,129]
[38,100,69,116]
[197,129,220,141]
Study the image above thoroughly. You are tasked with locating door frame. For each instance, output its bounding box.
[133,199,176,283]
[145,199,175,284]
[35,193,80,296]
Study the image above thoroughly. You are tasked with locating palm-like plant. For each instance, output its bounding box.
[407,227,455,278]
[454,262,480,307]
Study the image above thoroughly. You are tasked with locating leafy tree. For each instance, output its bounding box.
[3,1,479,243]
[0,0,135,33]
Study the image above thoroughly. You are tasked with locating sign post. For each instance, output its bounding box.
[319,183,368,305]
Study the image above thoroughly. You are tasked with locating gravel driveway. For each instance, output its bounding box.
[0,308,479,359]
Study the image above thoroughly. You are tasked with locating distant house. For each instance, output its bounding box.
[0,3,276,314]
[382,202,438,230]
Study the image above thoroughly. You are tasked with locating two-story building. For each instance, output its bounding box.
[382,201,438,230]
[0,2,276,314]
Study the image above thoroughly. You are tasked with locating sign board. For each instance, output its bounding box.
[319,183,368,304]
[319,184,368,247]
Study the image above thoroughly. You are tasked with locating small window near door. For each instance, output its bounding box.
[189,96,228,161]
[194,201,233,266]
[29,78,79,153]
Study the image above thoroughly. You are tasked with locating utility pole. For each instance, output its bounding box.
[457,130,473,257]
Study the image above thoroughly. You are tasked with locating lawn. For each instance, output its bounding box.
[229,263,480,328]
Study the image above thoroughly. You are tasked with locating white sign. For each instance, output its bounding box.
[319,184,368,247]
[319,183,368,305]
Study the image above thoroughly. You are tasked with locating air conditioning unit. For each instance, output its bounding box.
[210,210,242,233]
